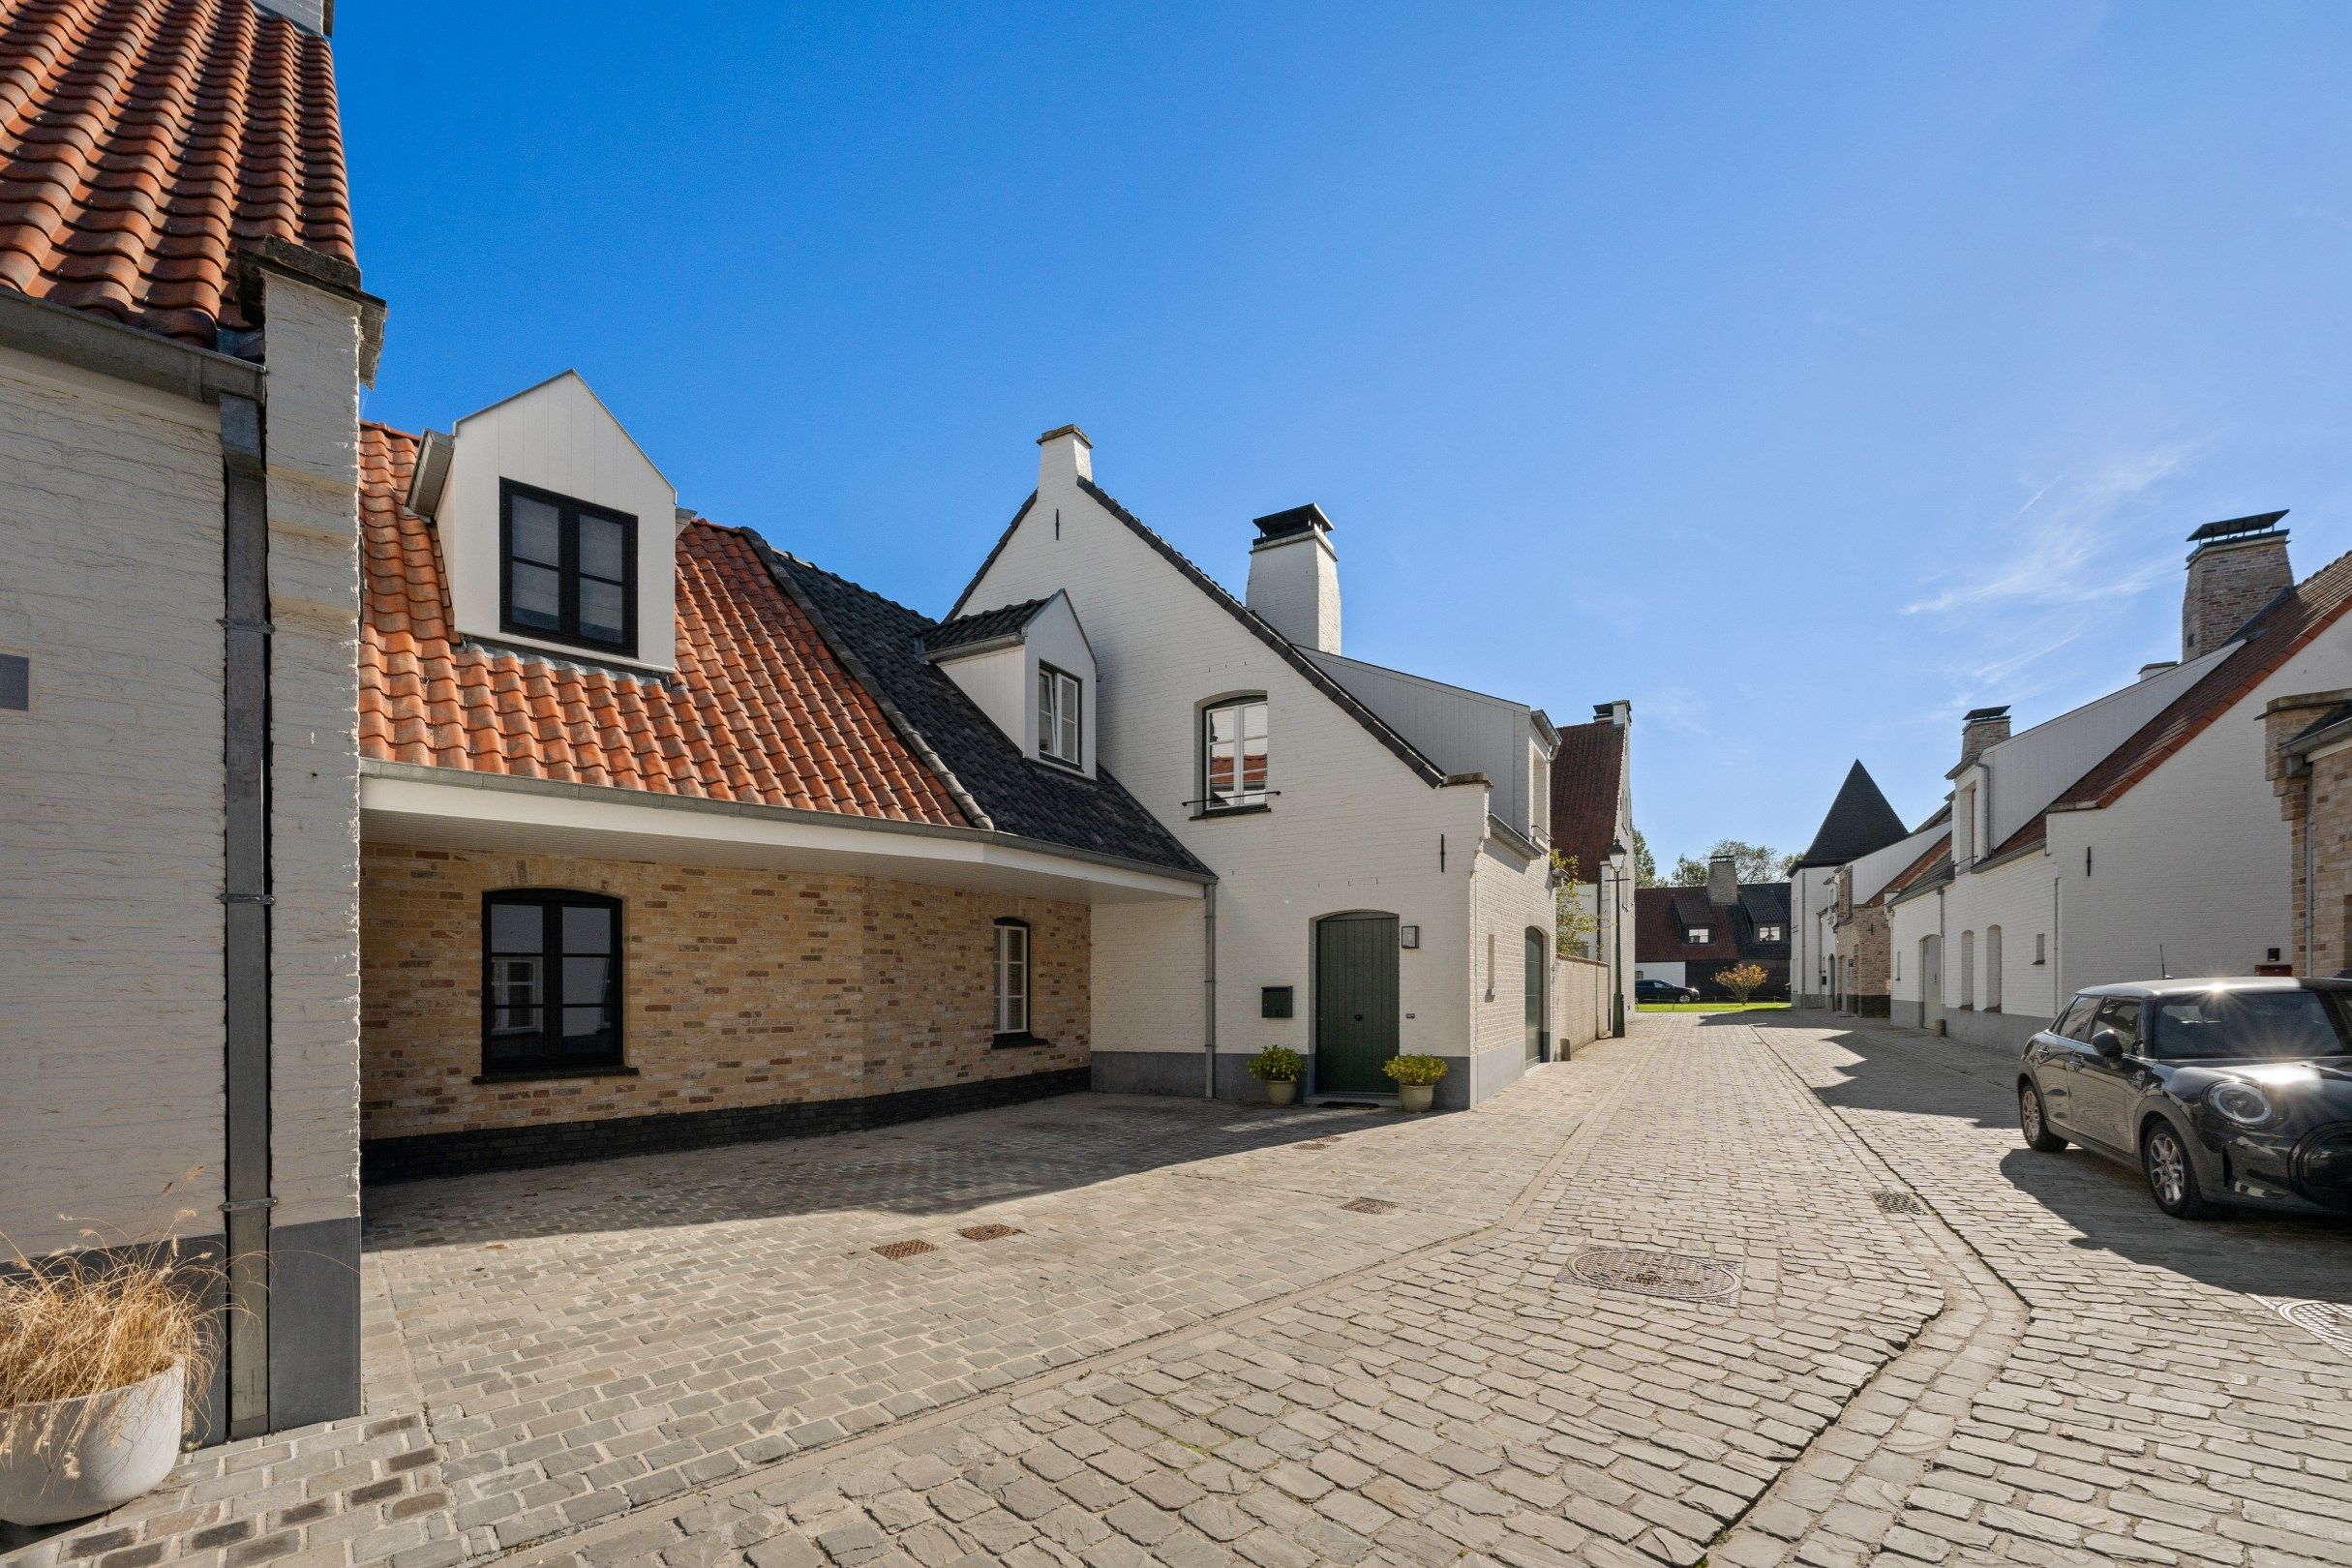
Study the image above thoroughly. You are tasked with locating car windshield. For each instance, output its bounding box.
[2150,990,2352,1061]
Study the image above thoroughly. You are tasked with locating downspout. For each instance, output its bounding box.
[2305,768,2317,972]
[218,392,273,1439]
[1202,884,1217,1098]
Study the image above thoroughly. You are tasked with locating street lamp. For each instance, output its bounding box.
[1599,839,1630,1039]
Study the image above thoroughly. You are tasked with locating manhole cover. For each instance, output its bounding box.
[2262,1297,2352,1360]
[1567,1247,1740,1303]
[957,1224,1021,1242]
[1342,1196,1399,1214]
[872,1240,936,1260]
[1874,1191,1925,1215]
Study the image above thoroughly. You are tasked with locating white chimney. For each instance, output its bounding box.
[1037,424,1093,491]
[1245,504,1340,653]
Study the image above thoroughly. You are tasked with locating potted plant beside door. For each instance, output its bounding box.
[1,1233,215,1527]
[1381,1054,1448,1113]
[1248,1046,1306,1106]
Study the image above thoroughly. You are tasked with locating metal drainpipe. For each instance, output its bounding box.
[1202,884,1217,1099]
[218,392,273,1438]
[2305,767,2318,972]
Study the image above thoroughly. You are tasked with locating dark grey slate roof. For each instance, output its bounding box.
[1737,883,1791,926]
[757,546,1209,880]
[921,598,1048,657]
[1794,761,1911,869]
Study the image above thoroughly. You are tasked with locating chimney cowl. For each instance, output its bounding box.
[1245,502,1341,653]
[1593,698,1631,728]
[1951,706,2011,776]
[2184,511,2292,660]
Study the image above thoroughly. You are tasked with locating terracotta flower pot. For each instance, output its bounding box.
[1397,1083,1435,1114]
[0,1363,184,1526]
[1264,1079,1297,1106]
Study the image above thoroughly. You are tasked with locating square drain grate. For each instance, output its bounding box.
[1342,1196,1399,1214]
[957,1224,1022,1242]
[872,1239,936,1260]
[1567,1246,1741,1304]
[1874,1191,1926,1215]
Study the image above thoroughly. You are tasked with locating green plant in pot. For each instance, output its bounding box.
[1248,1046,1306,1106]
[1381,1053,1448,1113]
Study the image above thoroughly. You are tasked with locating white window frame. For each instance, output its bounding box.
[993,920,1031,1038]
[1038,664,1082,768]
[1757,923,1784,943]
[1201,697,1271,811]
[1687,926,1710,945]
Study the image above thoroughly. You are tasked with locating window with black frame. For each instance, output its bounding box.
[483,890,623,1074]
[500,479,637,654]
[1201,697,1269,810]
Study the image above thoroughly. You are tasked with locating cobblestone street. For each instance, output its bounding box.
[7,1013,2350,1568]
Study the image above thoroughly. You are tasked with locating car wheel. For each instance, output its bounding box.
[2019,1081,2066,1152]
[2141,1122,2216,1221]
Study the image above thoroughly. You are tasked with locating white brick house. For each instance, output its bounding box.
[952,428,1572,1107]
[1887,515,2352,1045]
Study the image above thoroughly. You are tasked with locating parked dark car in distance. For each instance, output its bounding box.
[2018,978,2352,1220]
[1637,978,1701,1004]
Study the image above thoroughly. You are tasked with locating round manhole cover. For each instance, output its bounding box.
[1567,1246,1740,1303]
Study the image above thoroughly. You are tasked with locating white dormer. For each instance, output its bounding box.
[922,589,1099,776]
[407,372,680,670]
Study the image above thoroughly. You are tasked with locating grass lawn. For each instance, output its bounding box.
[1634,1001,1793,1013]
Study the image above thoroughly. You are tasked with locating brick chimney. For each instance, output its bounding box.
[2184,511,2291,660]
[1246,504,1341,653]
[1706,853,1738,908]
[1956,706,2010,772]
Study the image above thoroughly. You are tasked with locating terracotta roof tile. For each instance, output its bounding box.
[1548,718,1626,872]
[356,424,967,827]
[0,0,353,347]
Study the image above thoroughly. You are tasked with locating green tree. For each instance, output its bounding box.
[1629,826,1658,886]
[1670,839,1796,887]
[1551,851,1599,958]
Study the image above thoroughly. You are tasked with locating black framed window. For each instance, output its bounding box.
[483,890,623,1074]
[1202,697,1269,810]
[1038,664,1082,767]
[500,478,638,655]
[993,919,1031,1038]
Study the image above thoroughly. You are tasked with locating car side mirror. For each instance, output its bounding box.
[2091,1027,2125,1059]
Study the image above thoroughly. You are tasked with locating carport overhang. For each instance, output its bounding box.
[360,759,1211,905]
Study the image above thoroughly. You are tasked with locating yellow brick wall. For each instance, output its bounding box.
[360,843,1088,1140]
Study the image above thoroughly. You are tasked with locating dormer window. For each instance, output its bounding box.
[1038,665,1082,768]
[501,479,638,655]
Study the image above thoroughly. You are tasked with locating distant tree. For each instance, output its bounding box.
[1670,853,1709,887]
[1716,962,1770,1004]
[1551,851,1598,959]
[1629,827,1659,887]
[1671,839,1796,887]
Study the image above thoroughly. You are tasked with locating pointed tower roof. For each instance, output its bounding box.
[1794,761,1911,869]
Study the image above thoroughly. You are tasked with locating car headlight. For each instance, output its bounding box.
[2208,1081,2276,1128]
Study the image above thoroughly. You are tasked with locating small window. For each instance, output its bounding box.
[1984,925,2004,1012]
[2034,932,2047,966]
[1038,664,1082,767]
[1757,923,1784,944]
[500,479,637,654]
[1203,698,1270,810]
[482,890,622,1074]
[993,920,1031,1037]
[1686,926,1710,945]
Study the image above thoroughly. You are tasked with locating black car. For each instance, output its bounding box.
[2018,979,2352,1220]
[1637,978,1700,1004]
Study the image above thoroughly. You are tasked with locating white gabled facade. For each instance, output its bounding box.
[953,428,1566,1106]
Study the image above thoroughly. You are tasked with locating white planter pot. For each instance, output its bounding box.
[1398,1083,1435,1114]
[1264,1080,1298,1106]
[0,1363,184,1526]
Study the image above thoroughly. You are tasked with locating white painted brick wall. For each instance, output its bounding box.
[260,277,364,1231]
[0,347,229,1255]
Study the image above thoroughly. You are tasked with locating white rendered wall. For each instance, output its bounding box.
[438,372,679,669]
[1939,852,2063,1027]
[961,451,1488,1074]
[0,347,229,1255]
[1303,648,1549,838]
[1975,648,2227,849]
[1791,864,1837,1004]
[1466,830,1559,1098]
[1245,529,1340,653]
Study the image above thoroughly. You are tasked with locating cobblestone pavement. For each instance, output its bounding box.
[10,1013,2350,1568]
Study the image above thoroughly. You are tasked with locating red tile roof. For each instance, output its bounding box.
[1989,545,2352,859]
[1549,717,1626,872]
[358,424,967,825]
[0,0,354,347]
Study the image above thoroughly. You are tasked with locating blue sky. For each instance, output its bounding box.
[339,3,2352,871]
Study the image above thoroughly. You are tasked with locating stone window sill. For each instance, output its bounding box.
[474,1063,640,1086]
[992,1032,1054,1050]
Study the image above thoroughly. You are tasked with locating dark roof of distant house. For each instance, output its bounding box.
[920,598,1049,657]
[1794,761,1911,868]
[1636,881,1791,964]
[769,554,1209,878]
[1548,717,1627,871]
[0,0,357,348]
[1989,543,2352,860]
[950,480,1449,788]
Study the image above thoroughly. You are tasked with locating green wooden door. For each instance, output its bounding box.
[1315,914,1400,1095]
[1524,928,1547,1063]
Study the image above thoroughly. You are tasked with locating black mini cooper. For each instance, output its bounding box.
[2018,979,2352,1220]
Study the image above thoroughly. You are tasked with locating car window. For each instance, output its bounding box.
[2053,997,2098,1040]
[2151,989,2352,1061]
[2092,998,2144,1051]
